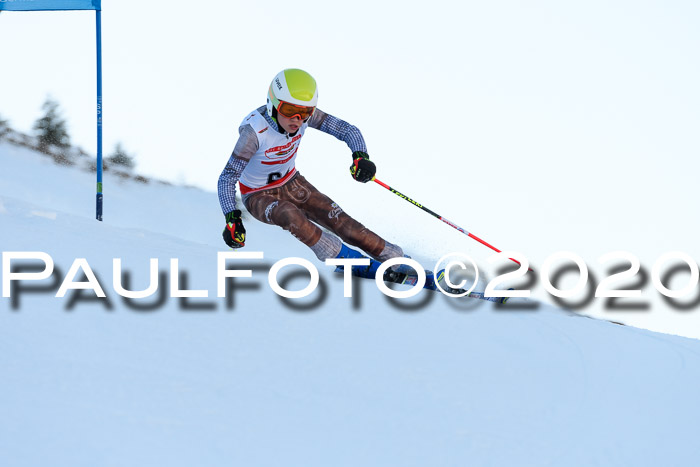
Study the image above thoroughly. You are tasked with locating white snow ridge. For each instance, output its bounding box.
[2,140,700,466]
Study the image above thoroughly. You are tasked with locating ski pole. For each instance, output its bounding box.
[373,178,525,268]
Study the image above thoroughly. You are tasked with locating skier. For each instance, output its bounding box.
[217,68,405,273]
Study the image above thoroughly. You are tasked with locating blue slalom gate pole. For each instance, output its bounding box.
[0,1,104,218]
[96,8,103,221]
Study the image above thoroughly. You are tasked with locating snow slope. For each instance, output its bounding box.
[2,142,700,466]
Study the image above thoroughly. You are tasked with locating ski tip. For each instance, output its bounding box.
[499,288,515,304]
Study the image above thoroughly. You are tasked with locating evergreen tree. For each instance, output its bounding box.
[0,114,9,139]
[107,142,136,169]
[33,98,71,151]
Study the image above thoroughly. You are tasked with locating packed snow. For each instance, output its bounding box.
[2,141,700,466]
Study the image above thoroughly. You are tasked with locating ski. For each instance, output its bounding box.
[333,261,509,303]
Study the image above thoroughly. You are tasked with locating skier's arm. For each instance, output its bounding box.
[307,109,368,153]
[308,109,375,182]
[217,124,258,214]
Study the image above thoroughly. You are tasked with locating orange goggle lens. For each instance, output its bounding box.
[277,100,315,121]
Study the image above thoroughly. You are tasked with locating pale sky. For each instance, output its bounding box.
[2,0,700,336]
[1,0,697,191]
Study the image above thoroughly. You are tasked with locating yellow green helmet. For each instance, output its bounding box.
[267,68,318,120]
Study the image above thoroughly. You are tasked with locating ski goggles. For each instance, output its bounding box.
[276,100,316,121]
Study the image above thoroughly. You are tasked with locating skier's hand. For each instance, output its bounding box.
[349,151,376,183]
[222,210,246,248]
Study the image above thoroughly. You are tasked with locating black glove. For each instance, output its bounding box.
[349,151,376,183]
[222,210,246,248]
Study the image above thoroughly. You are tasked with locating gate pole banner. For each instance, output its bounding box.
[2,0,104,221]
[0,1,101,11]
